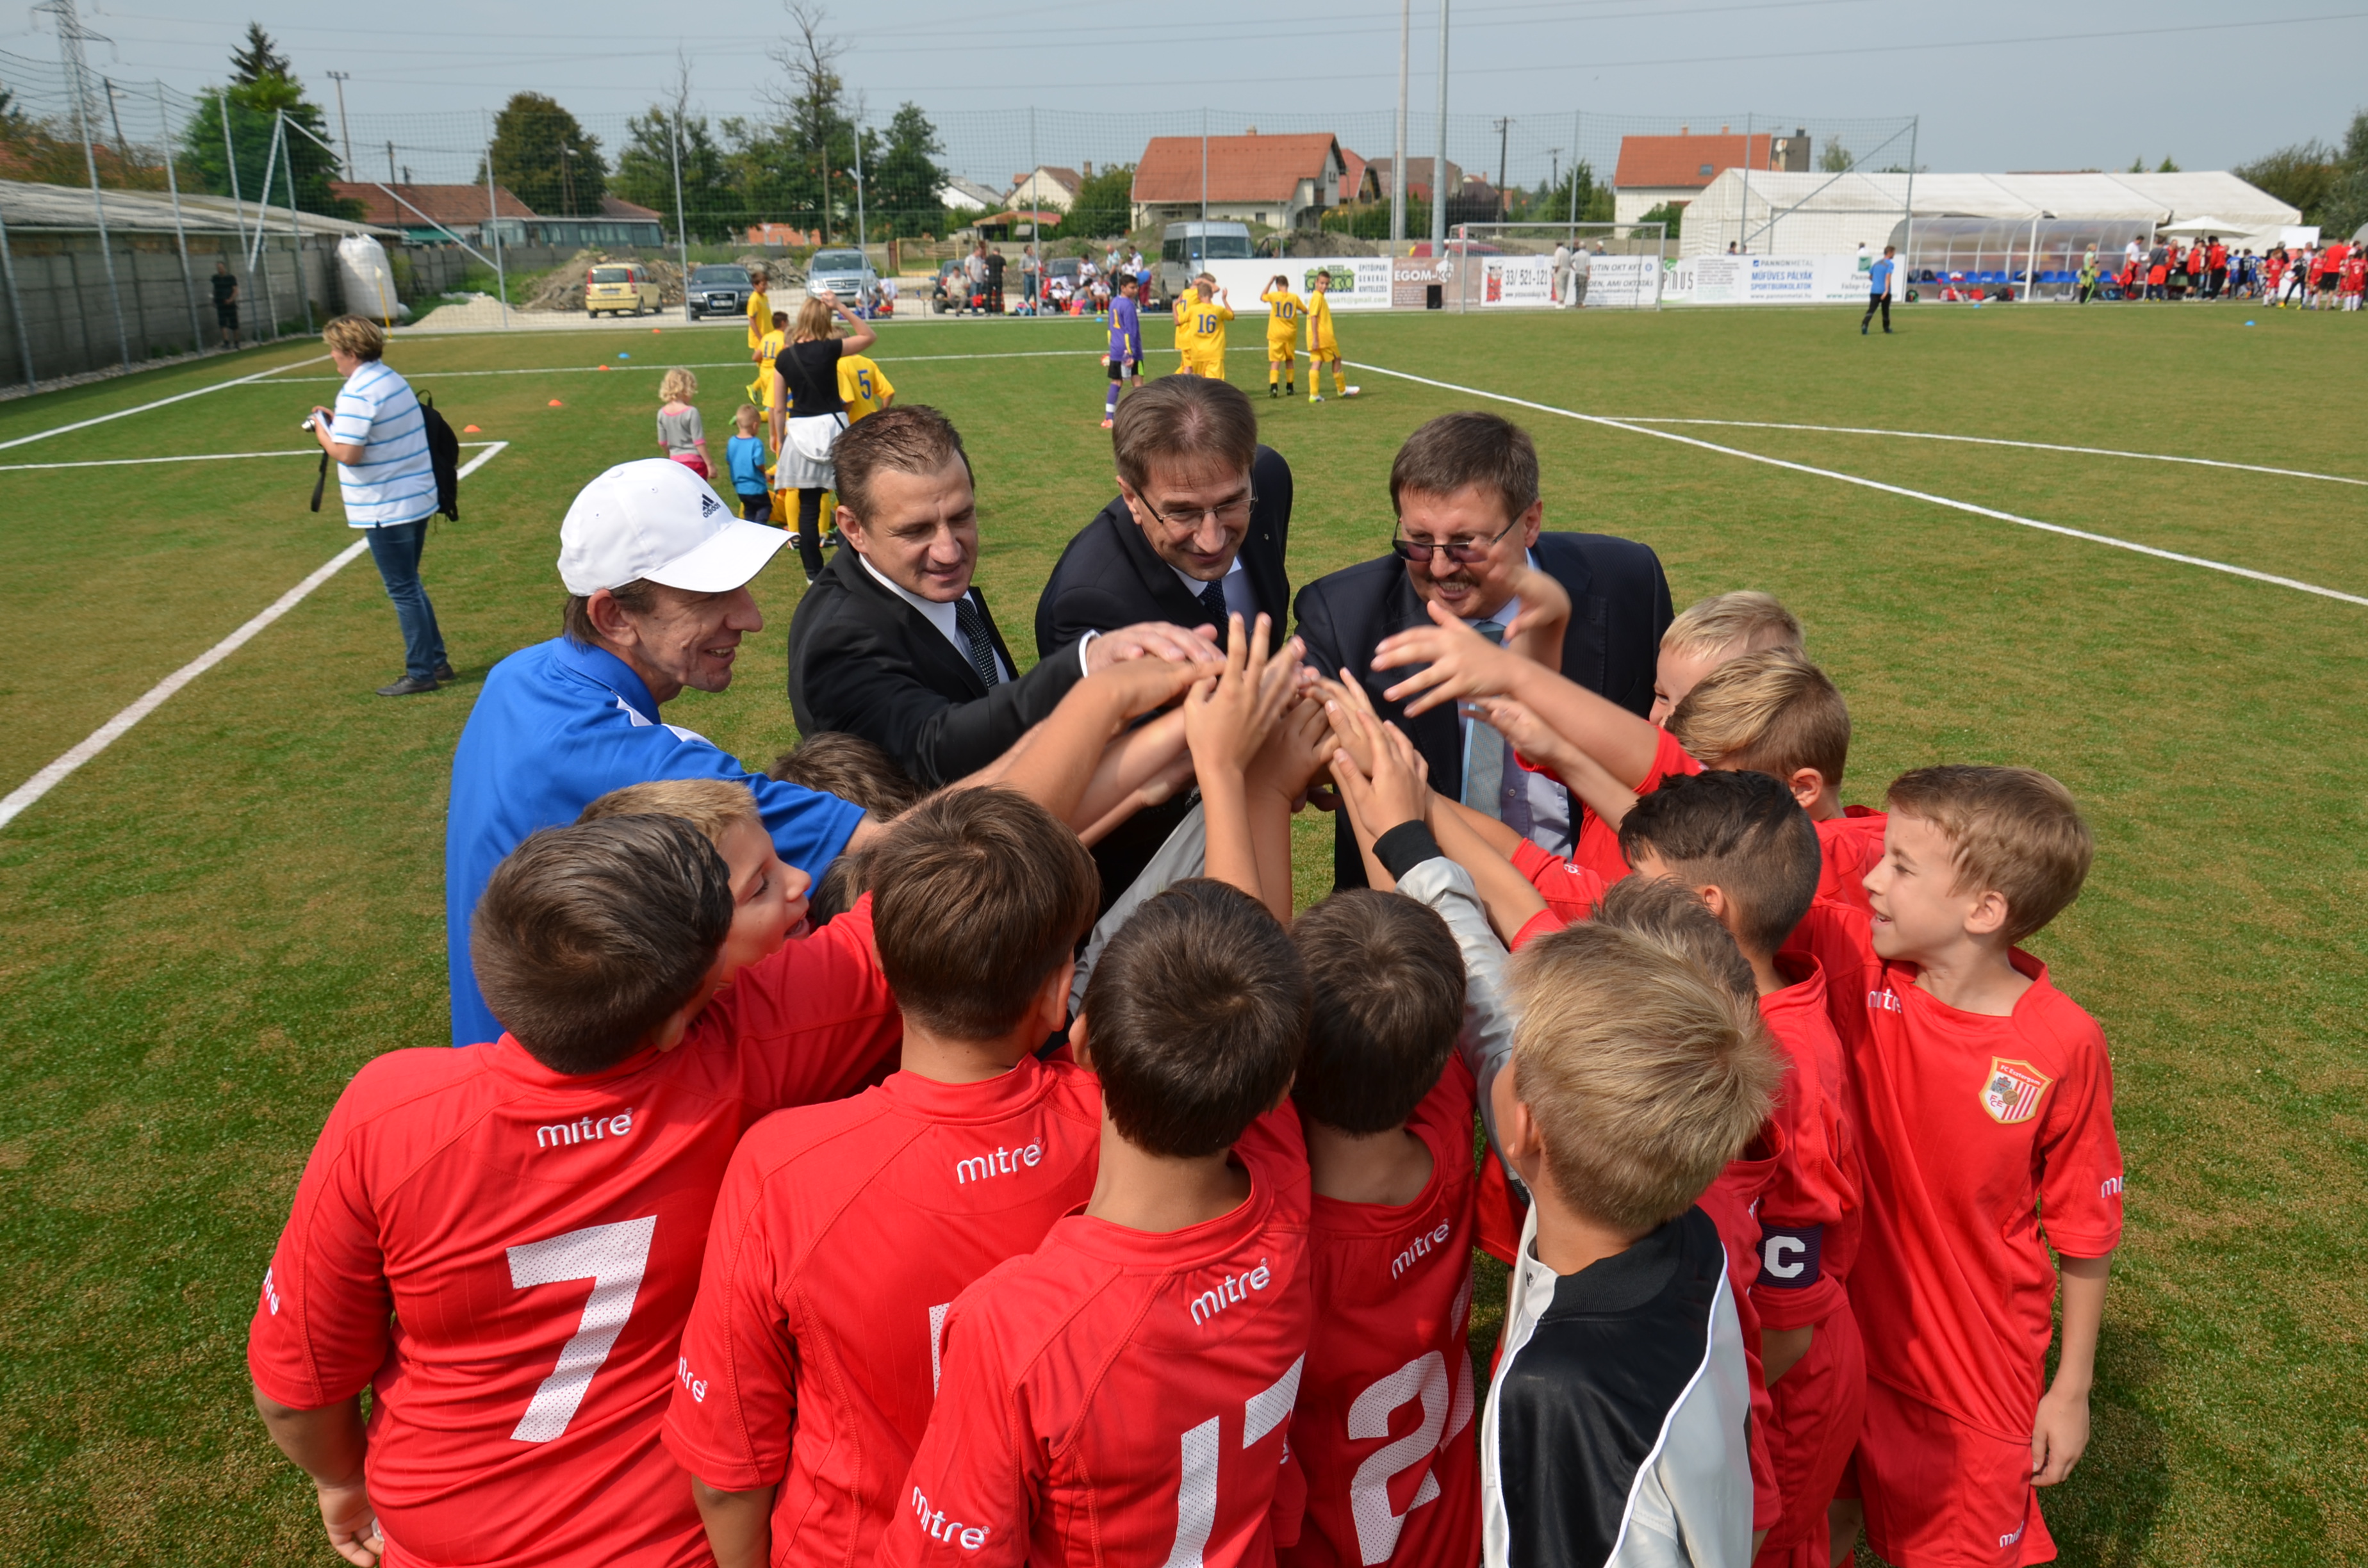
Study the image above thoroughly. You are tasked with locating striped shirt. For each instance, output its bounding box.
[329,359,436,527]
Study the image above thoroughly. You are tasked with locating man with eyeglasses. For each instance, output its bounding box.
[1295,410,1671,889]
[1035,374,1296,901]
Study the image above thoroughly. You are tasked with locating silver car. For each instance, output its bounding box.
[803,247,879,310]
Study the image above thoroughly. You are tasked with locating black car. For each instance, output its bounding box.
[686,264,754,320]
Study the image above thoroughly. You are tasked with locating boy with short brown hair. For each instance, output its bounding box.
[1811,764,2119,1568]
[663,787,1107,1568]
[1480,918,1780,1567]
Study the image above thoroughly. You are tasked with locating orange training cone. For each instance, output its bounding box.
[548,399,563,407]
[463,424,481,433]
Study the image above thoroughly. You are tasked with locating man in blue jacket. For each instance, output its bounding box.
[444,459,871,1047]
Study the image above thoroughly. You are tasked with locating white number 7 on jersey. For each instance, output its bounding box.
[506,1216,657,1443]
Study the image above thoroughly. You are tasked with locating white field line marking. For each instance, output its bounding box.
[1354,362,2368,611]
[1614,417,2367,489]
[0,442,499,474]
[0,354,332,453]
[268,347,1137,382]
[0,441,510,832]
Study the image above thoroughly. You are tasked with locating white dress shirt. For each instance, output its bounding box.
[1169,553,1256,624]
[857,552,1098,682]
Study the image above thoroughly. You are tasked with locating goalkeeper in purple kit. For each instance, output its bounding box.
[1101,272,1145,427]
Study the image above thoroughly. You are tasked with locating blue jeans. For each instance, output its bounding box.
[365,518,447,680]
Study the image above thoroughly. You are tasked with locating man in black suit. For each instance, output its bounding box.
[789,405,1214,788]
[1034,375,1294,901]
[1295,410,1673,888]
[1035,375,1293,660]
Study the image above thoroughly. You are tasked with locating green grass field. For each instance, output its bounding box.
[1,300,2363,1566]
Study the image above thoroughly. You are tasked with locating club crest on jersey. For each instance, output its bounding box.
[1981,1058,2052,1124]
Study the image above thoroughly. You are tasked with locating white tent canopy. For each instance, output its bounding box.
[2157,215,2243,236]
[1675,169,2300,258]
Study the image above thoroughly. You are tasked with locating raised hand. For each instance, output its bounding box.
[1085,620,1226,671]
[1370,600,1530,716]
[1183,614,1296,779]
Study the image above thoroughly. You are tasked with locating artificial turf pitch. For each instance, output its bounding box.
[1,301,2362,1565]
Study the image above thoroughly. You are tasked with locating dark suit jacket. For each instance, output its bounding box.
[1034,444,1295,660]
[1294,530,1674,887]
[788,548,1085,788]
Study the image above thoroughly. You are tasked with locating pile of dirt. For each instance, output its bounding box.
[1281,232,1383,258]
[736,252,805,288]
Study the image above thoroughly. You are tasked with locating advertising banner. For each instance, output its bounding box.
[1479,255,1556,307]
[1581,255,1661,308]
[1203,257,1395,313]
[1663,254,1872,305]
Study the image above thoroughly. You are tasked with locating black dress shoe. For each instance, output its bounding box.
[377,674,440,697]
[432,661,457,682]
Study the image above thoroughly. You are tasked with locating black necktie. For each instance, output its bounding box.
[1196,578,1229,630]
[953,594,1001,689]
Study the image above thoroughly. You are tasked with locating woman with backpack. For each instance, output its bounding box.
[768,290,876,582]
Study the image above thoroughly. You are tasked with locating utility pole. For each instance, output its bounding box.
[1494,117,1508,201]
[386,139,395,183]
[325,70,352,176]
[559,141,576,216]
[101,76,127,158]
[1391,0,1408,244]
[1429,0,1449,257]
[35,0,131,368]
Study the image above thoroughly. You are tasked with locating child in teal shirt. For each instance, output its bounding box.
[725,404,773,523]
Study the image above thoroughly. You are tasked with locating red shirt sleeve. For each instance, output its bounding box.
[1510,840,1606,927]
[1749,1061,1850,1331]
[662,1138,799,1490]
[712,893,903,1111]
[247,1071,397,1410]
[878,1291,1037,1568]
[2031,1002,2125,1260]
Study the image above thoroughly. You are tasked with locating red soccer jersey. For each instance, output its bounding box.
[247,899,900,1568]
[1819,920,2125,1442]
[1283,1065,1481,1568]
[882,1108,1316,1568]
[1509,838,1609,927]
[1814,808,1885,915]
[664,1055,1104,1567]
[1750,958,1859,1335]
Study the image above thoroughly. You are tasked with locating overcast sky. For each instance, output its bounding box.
[21,0,2364,190]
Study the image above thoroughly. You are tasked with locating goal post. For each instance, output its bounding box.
[1443,222,1668,311]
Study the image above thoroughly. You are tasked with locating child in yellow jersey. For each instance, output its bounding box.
[745,268,771,356]
[1178,274,1233,380]
[748,311,789,409]
[1258,273,1304,398]
[1303,270,1358,402]
[835,353,896,423]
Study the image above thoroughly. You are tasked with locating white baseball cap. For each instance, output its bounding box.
[557,458,789,596]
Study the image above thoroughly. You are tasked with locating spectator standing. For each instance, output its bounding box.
[307,315,449,698]
[1021,243,1042,312]
[769,291,876,582]
[1552,241,1573,309]
[963,243,989,309]
[2208,236,2229,298]
[984,246,1008,314]
[2077,247,2099,305]
[211,259,241,350]
[1569,240,1592,307]
[1861,245,1896,334]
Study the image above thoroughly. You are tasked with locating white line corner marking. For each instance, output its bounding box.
[0,442,508,831]
[1352,363,2368,611]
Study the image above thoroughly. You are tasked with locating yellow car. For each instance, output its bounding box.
[584,263,662,318]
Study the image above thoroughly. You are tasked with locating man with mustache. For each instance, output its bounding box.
[1294,411,1673,889]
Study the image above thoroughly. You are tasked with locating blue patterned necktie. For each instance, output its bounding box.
[1463,619,1508,820]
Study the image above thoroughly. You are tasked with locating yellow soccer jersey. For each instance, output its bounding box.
[750,329,789,409]
[837,354,895,422]
[1304,290,1337,348]
[746,288,771,351]
[1181,297,1233,359]
[1260,290,1305,348]
[1172,294,1192,351]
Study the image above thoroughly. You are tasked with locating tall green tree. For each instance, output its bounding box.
[482,93,607,217]
[866,103,944,236]
[2237,140,2339,224]
[766,4,855,240]
[613,107,734,236]
[229,21,290,84]
[1820,141,1855,173]
[175,26,358,218]
[2318,108,2368,238]
[1511,160,1609,224]
[1058,161,1133,239]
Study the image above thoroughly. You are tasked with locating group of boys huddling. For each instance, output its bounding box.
[247,414,2120,1568]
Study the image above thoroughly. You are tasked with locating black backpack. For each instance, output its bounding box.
[311,388,463,521]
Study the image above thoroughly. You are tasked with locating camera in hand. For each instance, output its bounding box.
[300,415,318,432]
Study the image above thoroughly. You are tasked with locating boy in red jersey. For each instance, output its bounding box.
[882,874,1315,1568]
[1616,773,1866,1568]
[883,611,1317,1568]
[1820,765,2120,1568]
[662,787,1104,1568]
[249,811,895,1568]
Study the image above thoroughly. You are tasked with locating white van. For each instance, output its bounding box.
[1159,222,1254,304]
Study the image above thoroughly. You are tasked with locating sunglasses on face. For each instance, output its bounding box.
[1390,514,1519,565]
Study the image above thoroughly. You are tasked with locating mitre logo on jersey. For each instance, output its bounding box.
[536,1107,637,1150]
[1189,1257,1273,1325]
[1980,1059,2052,1124]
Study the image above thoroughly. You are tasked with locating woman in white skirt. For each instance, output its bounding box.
[768,290,876,580]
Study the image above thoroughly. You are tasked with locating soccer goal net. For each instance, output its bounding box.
[1438,222,1670,311]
